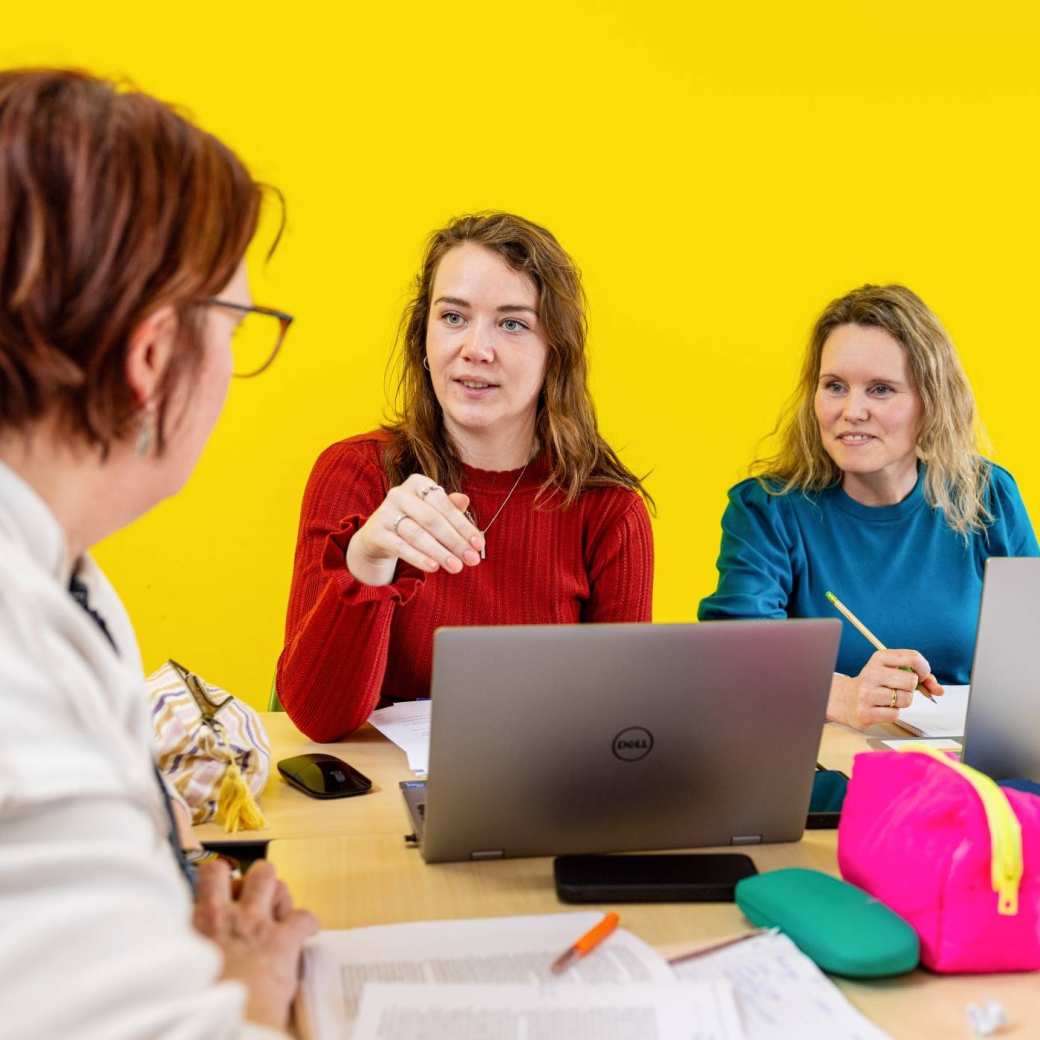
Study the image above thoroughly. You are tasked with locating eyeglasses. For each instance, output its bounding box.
[205,298,294,378]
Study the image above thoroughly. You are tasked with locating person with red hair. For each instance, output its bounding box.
[277,213,655,742]
[0,69,313,1037]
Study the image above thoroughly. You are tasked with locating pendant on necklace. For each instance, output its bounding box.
[464,460,528,563]
[466,509,487,559]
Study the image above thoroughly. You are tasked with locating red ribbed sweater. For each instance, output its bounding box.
[277,431,654,741]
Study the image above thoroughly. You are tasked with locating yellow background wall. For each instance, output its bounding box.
[5,3,1040,709]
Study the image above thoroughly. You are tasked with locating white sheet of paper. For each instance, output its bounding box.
[297,913,675,1040]
[880,737,961,751]
[672,931,889,1040]
[352,981,744,1040]
[368,699,431,774]
[893,684,969,738]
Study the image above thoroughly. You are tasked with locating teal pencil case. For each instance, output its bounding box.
[734,868,919,978]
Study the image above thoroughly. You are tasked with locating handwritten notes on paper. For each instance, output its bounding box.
[673,931,890,1040]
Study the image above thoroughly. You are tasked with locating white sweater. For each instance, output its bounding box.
[0,463,284,1040]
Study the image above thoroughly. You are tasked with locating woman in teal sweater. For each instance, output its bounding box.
[699,284,1038,730]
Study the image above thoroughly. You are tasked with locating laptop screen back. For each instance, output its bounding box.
[962,557,1040,781]
[419,620,841,863]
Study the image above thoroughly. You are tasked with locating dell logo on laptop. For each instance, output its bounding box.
[612,726,654,761]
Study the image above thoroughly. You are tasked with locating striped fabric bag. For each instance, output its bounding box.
[147,659,270,832]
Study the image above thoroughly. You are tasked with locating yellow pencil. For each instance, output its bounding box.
[824,591,936,703]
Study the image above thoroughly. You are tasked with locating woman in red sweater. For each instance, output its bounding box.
[277,212,654,741]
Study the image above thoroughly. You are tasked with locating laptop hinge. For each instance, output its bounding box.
[470,850,505,860]
[731,834,763,845]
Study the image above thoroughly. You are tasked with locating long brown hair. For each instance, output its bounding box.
[0,68,265,453]
[753,284,990,535]
[382,212,652,508]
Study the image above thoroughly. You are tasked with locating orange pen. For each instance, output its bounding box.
[550,912,620,974]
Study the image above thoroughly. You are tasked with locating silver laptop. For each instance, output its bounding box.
[401,620,841,863]
[962,557,1040,780]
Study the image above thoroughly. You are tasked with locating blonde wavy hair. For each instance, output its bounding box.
[752,284,990,535]
[382,211,652,509]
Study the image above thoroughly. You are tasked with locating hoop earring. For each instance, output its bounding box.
[135,405,156,457]
[422,356,430,372]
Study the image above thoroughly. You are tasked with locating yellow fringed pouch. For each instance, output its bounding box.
[147,659,270,832]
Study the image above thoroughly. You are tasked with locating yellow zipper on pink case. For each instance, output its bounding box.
[896,743,1022,916]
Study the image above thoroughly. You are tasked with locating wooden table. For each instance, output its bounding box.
[194,712,887,844]
[204,714,1039,1038]
[194,713,415,844]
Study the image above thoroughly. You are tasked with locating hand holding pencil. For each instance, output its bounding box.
[825,591,944,729]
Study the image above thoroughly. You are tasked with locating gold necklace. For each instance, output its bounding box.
[466,460,530,560]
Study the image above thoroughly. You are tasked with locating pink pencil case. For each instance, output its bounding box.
[837,744,1040,973]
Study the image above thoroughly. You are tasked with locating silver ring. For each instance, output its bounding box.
[420,484,442,500]
[391,513,408,534]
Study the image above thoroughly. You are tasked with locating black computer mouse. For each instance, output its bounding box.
[277,753,373,799]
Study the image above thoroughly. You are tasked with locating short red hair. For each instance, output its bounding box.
[0,68,263,450]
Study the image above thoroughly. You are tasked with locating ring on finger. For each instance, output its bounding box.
[420,484,442,500]
[391,512,408,534]
[889,689,899,709]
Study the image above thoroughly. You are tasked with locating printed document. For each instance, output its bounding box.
[673,930,890,1040]
[368,700,431,774]
[893,684,969,739]
[296,912,675,1039]
[352,981,744,1040]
